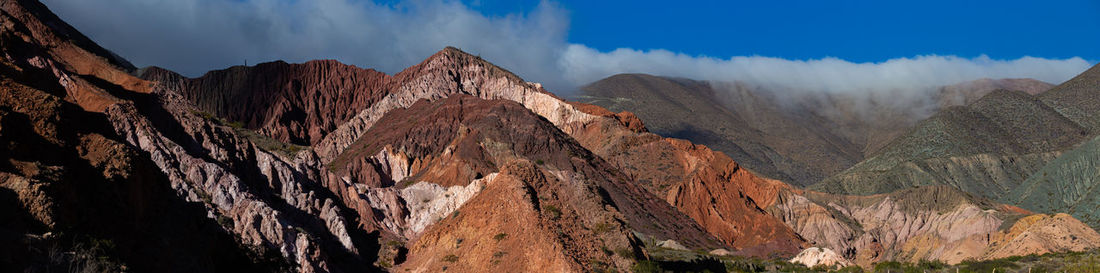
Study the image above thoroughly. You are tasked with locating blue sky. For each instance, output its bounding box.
[470,0,1100,62]
[42,0,1097,94]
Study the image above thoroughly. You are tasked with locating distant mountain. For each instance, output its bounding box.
[814,63,1100,193]
[577,74,1053,187]
[814,63,1100,232]
[1039,64,1100,132]
[812,88,1089,196]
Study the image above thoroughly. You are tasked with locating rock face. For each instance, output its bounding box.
[767,186,1100,268]
[328,96,652,272]
[139,60,389,146]
[563,104,809,257]
[789,247,851,268]
[0,1,290,271]
[578,74,1054,187]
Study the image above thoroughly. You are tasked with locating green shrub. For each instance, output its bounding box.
[632,260,662,273]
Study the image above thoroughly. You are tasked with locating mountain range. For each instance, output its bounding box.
[1,0,1098,272]
[578,74,1053,187]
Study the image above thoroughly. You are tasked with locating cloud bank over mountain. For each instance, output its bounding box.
[42,0,1093,94]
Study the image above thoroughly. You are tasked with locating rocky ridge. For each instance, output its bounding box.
[2,0,1098,271]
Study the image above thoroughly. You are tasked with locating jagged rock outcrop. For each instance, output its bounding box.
[0,1,387,272]
[399,161,643,272]
[328,96,652,272]
[561,107,807,257]
[105,90,373,273]
[0,1,297,271]
[139,60,389,146]
[789,247,851,268]
[767,186,1100,267]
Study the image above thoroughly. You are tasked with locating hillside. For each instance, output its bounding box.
[578,74,1053,187]
[1004,135,1100,229]
[813,89,1088,197]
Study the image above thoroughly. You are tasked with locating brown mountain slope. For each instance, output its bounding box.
[578,74,1053,187]
[0,1,292,271]
[330,96,647,272]
[578,74,846,186]
[139,61,389,145]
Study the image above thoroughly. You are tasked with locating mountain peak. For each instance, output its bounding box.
[397,46,527,85]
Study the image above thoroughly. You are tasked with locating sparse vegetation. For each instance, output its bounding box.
[196,190,213,204]
[232,126,305,156]
[191,109,215,120]
[493,233,507,241]
[216,215,235,229]
[634,235,1100,273]
[593,222,613,233]
[442,254,459,263]
[491,251,507,265]
[615,248,635,259]
[632,260,662,273]
[543,205,562,220]
[226,121,245,129]
[37,236,127,273]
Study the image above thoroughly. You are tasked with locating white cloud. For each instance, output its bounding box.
[42,0,1094,96]
[560,45,1092,94]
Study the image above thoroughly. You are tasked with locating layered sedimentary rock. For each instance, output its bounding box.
[767,186,1100,268]
[139,60,389,146]
[327,95,659,271]
[0,1,306,271]
[789,247,851,268]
